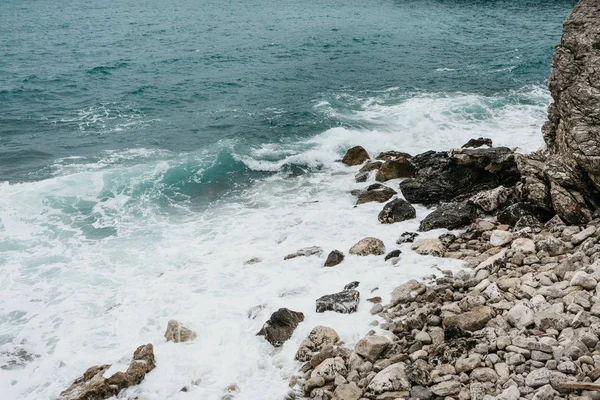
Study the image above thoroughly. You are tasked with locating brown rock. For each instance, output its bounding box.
[342,146,369,166]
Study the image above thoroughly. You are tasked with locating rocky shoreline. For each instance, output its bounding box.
[54,1,600,399]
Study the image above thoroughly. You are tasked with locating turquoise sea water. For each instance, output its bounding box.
[0,1,578,399]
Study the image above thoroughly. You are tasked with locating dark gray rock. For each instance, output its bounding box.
[316,290,360,314]
[400,147,520,205]
[462,137,493,148]
[385,249,402,261]
[354,171,368,182]
[342,146,369,166]
[376,151,412,161]
[378,198,416,224]
[419,201,479,231]
[324,250,344,267]
[352,183,397,205]
[257,308,305,347]
[344,281,359,290]
[397,232,419,244]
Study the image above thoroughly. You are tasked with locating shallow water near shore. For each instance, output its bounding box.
[0,0,577,398]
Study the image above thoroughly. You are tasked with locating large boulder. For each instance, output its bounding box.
[316,290,360,314]
[257,308,305,347]
[342,146,370,166]
[378,198,416,224]
[419,201,479,231]
[58,344,156,400]
[164,320,197,343]
[399,148,520,205]
[349,237,385,256]
[352,183,396,205]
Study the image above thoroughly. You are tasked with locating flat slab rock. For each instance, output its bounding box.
[257,308,305,347]
[284,246,323,260]
[316,290,360,314]
[58,344,156,400]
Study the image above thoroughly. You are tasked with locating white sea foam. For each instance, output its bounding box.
[0,87,550,399]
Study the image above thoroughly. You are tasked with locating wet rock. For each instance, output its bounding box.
[375,157,416,181]
[316,290,360,314]
[397,232,418,244]
[462,137,493,148]
[342,146,369,166]
[164,320,197,343]
[295,326,341,362]
[384,250,402,261]
[376,151,412,161]
[353,184,397,205]
[355,335,391,362]
[419,201,479,231]
[399,147,520,205]
[58,344,156,400]
[284,246,324,260]
[412,239,445,257]
[257,308,305,347]
[442,306,493,332]
[324,250,345,267]
[378,198,416,224]
[349,237,385,256]
[359,161,383,172]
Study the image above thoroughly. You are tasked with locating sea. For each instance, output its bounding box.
[0,0,577,398]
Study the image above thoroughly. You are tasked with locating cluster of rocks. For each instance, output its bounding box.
[57,320,199,400]
[288,215,600,400]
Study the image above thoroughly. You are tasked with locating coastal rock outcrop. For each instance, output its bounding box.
[257,308,305,347]
[58,344,155,400]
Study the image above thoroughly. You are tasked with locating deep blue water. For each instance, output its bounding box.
[1,0,576,185]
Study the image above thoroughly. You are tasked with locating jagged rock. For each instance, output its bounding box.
[455,354,482,373]
[349,237,385,256]
[535,235,570,256]
[284,246,323,260]
[419,201,479,231]
[378,198,416,224]
[399,147,520,205]
[412,239,445,257]
[376,151,412,161]
[511,238,536,254]
[164,320,197,343]
[257,308,305,347]
[58,344,156,400]
[469,186,511,212]
[324,250,345,267]
[316,290,360,314]
[497,202,538,226]
[352,183,397,205]
[342,146,369,166]
[343,281,359,290]
[366,363,410,395]
[462,137,493,149]
[442,306,493,332]
[355,335,391,362]
[375,157,416,181]
[514,214,541,231]
[311,357,347,382]
[354,172,368,182]
[295,326,341,361]
[570,271,597,290]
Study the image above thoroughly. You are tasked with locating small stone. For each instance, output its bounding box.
[295,326,340,361]
[495,386,520,400]
[525,368,551,388]
[355,335,391,362]
[324,250,345,267]
[333,382,362,400]
[366,363,410,395]
[412,239,445,257]
[311,357,347,382]
[511,238,536,254]
[384,250,402,261]
[284,246,323,260]
[570,271,597,290]
[490,230,514,247]
[397,232,418,244]
[430,380,461,396]
[442,306,493,332]
[572,226,596,245]
[164,320,197,343]
[257,308,304,347]
[390,280,426,306]
[456,354,483,373]
[506,303,535,329]
[470,367,497,382]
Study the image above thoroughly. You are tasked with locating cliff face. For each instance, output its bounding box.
[542,0,600,205]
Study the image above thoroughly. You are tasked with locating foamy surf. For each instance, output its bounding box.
[0,86,549,399]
